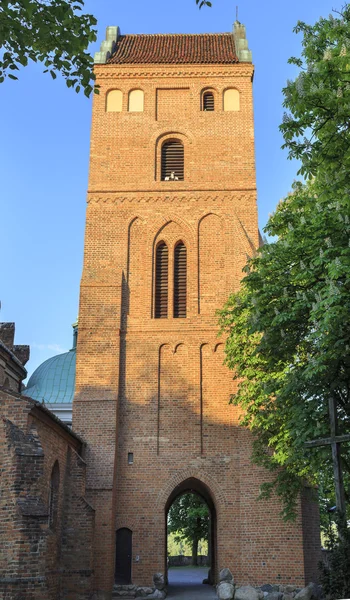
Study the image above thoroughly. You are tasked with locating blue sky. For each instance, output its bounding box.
[0,0,335,379]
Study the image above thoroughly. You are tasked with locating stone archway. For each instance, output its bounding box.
[165,477,217,586]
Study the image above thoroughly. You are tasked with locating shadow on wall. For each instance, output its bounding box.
[72,272,321,590]
[0,390,95,600]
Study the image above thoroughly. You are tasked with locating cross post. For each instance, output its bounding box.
[304,395,349,525]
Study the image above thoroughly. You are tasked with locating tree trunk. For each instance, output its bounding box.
[192,537,198,566]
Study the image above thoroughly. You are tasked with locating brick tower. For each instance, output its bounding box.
[73,23,321,599]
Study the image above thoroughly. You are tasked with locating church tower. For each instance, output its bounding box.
[74,24,320,599]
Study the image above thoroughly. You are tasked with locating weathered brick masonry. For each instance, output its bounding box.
[0,324,95,600]
[0,322,29,393]
[73,25,321,599]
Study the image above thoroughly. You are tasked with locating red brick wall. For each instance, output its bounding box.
[73,58,321,598]
[0,389,95,599]
[301,488,322,583]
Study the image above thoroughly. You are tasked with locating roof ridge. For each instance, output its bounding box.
[107,32,239,65]
[119,32,232,37]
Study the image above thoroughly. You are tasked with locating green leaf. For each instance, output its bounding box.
[0,0,97,95]
[219,8,350,518]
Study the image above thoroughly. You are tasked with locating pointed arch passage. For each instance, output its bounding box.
[165,478,217,584]
[174,242,187,318]
[161,140,184,180]
[155,242,169,318]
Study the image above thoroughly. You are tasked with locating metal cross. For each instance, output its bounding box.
[305,396,350,522]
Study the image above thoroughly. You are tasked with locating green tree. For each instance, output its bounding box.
[0,0,212,95]
[0,0,97,95]
[319,518,350,599]
[167,493,209,565]
[219,6,350,521]
[280,5,350,182]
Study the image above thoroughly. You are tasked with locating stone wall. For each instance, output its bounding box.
[168,555,209,567]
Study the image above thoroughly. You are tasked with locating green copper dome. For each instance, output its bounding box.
[24,325,77,405]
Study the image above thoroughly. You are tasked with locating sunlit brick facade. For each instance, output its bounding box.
[73,24,321,599]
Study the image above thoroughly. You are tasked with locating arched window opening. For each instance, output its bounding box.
[202,91,214,111]
[128,89,144,112]
[155,242,169,318]
[106,89,123,112]
[223,88,240,112]
[48,461,60,530]
[174,242,187,318]
[161,140,184,181]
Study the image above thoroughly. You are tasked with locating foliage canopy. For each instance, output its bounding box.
[0,0,97,95]
[219,6,350,520]
[0,0,212,94]
[168,493,209,565]
[319,518,350,599]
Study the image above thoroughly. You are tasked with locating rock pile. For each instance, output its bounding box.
[113,572,167,599]
[216,572,323,600]
[217,568,235,600]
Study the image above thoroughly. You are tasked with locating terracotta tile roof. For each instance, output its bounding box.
[107,33,238,64]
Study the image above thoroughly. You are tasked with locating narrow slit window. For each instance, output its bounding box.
[174,242,187,318]
[161,140,184,181]
[48,461,60,530]
[203,92,214,111]
[155,242,168,318]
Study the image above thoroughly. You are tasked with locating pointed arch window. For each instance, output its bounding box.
[174,242,187,318]
[202,91,214,111]
[161,140,184,181]
[155,242,168,318]
[48,461,60,530]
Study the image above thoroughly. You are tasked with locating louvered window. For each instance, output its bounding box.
[161,140,184,181]
[174,242,187,318]
[155,242,168,318]
[203,92,214,111]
